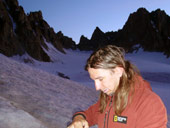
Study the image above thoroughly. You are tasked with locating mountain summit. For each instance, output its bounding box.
[78,8,170,57]
[0,0,76,62]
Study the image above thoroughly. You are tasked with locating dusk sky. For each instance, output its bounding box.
[17,0,170,44]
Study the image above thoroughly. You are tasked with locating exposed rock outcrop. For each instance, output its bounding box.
[78,35,92,50]
[78,8,170,57]
[78,27,111,50]
[0,0,76,62]
[115,8,170,55]
[56,31,76,50]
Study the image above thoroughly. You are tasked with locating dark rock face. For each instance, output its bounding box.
[78,8,170,57]
[78,35,92,50]
[56,31,76,50]
[0,0,76,62]
[0,0,24,56]
[116,8,170,55]
[150,9,170,56]
[78,27,111,50]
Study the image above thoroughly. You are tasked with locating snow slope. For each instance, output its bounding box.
[0,54,98,128]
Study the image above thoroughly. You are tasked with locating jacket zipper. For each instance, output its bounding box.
[103,111,107,128]
[106,105,112,128]
[103,96,113,128]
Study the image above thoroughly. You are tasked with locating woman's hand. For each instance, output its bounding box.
[67,115,89,128]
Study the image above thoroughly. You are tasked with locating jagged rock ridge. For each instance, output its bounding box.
[78,8,170,57]
[1,0,170,60]
[0,0,76,62]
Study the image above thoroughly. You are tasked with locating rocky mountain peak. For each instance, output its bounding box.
[91,26,105,40]
[5,0,19,8]
[56,31,76,50]
[0,0,76,62]
[28,11,43,21]
[78,8,170,57]
[136,7,149,14]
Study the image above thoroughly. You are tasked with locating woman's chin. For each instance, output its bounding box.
[106,91,114,96]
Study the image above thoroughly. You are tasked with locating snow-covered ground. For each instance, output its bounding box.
[0,54,98,128]
[9,43,170,127]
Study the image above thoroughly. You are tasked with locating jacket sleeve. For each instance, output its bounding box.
[73,100,100,126]
[136,92,167,128]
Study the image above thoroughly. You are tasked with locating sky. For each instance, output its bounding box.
[0,37,170,127]
[17,0,170,44]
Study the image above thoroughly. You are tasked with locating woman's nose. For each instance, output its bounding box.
[94,81,101,91]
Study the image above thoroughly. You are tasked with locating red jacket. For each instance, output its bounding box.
[75,76,167,128]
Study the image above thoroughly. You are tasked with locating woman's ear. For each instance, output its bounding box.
[115,67,124,77]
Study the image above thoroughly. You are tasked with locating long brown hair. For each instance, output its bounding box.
[85,45,139,115]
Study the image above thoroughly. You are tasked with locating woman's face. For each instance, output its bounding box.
[88,67,123,95]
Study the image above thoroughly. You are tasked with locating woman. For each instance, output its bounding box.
[67,45,167,128]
